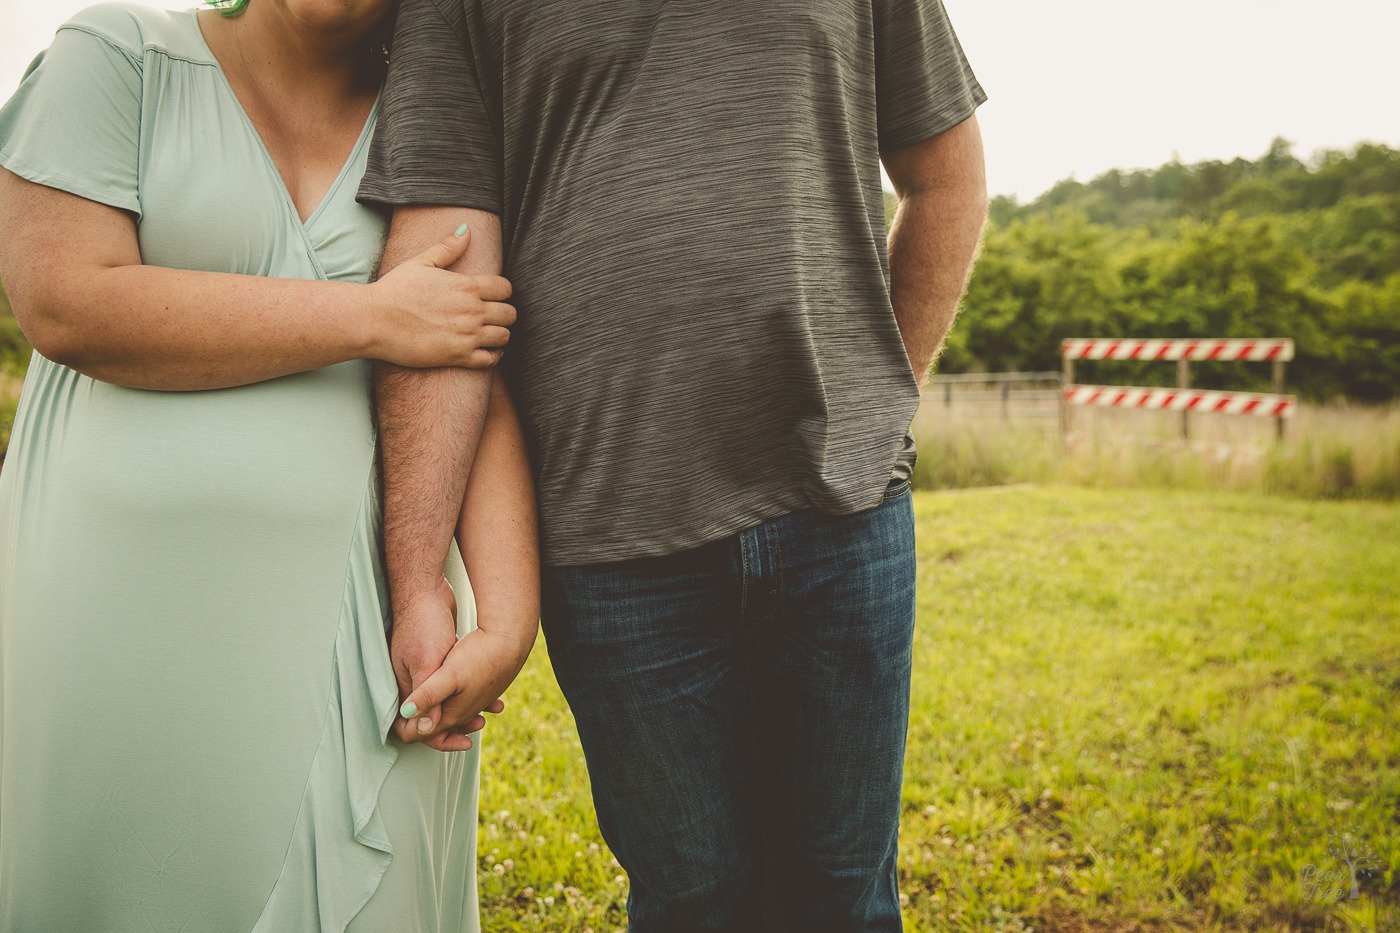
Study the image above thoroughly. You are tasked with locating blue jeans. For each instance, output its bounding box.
[540,479,916,932]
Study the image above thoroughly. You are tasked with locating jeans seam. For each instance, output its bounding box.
[769,522,785,618]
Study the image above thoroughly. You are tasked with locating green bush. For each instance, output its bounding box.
[0,372,19,463]
[0,315,31,371]
[0,284,29,461]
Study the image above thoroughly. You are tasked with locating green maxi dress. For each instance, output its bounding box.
[0,5,482,931]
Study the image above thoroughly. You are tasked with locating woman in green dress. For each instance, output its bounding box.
[0,1,538,930]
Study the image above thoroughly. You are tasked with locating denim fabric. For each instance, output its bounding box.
[540,481,917,932]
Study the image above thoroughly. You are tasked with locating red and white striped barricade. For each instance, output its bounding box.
[1061,338,1294,362]
[1063,385,1296,418]
[1060,337,1296,440]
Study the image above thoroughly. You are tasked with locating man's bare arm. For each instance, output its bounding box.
[397,374,540,751]
[375,206,510,708]
[881,113,989,383]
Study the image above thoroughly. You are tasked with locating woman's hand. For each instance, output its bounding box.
[389,575,460,735]
[367,226,516,370]
[0,172,516,390]
[395,626,531,752]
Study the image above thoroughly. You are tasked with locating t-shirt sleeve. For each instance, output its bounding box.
[872,0,987,152]
[358,0,501,213]
[0,23,143,216]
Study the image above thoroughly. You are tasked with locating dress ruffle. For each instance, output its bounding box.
[249,476,480,931]
[251,477,402,932]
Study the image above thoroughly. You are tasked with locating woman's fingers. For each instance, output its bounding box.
[477,304,516,332]
[404,708,482,752]
[420,709,499,752]
[471,275,513,304]
[425,732,476,753]
[464,347,504,370]
[400,664,460,731]
[415,223,471,270]
[397,684,507,753]
[392,710,430,744]
[394,695,441,742]
[459,321,509,350]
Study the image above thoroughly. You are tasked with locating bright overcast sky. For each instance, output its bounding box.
[2,0,1397,202]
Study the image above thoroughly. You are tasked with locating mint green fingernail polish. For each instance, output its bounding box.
[454,223,468,237]
[400,700,418,719]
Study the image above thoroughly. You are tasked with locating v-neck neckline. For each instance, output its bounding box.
[189,10,380,229]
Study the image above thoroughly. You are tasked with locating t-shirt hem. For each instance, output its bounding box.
[540,472,913,568]
[355,177,501,216]
[878,87,988,153]
[0,149,142,218]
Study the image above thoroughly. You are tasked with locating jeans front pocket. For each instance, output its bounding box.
[882,477,912,500]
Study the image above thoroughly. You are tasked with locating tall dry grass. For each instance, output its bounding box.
[912,400,1400,500]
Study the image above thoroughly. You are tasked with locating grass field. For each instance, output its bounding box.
[475,487,1398,932]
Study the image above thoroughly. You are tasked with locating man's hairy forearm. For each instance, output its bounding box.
[376,207,503,607]
[884,115,989,384]
[377,364,492,602]
[887,187,987,382]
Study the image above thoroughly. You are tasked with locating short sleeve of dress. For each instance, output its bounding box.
[358,0,501,214]
[872,0,988,152]
[0,20,143,217]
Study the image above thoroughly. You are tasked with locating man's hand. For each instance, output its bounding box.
[395,626,531,752]
[390,576,459,741]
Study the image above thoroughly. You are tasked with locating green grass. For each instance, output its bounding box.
[476,487,1399,932]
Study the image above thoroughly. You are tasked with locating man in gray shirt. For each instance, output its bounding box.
[360,2,987,929]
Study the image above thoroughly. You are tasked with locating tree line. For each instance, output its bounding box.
[908,140,1400,401]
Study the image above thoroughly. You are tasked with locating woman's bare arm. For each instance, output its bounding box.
[0,170,515,390]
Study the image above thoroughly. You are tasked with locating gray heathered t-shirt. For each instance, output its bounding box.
[359,0,986,566]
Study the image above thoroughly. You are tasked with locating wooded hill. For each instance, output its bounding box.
[925,140,1400,401]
